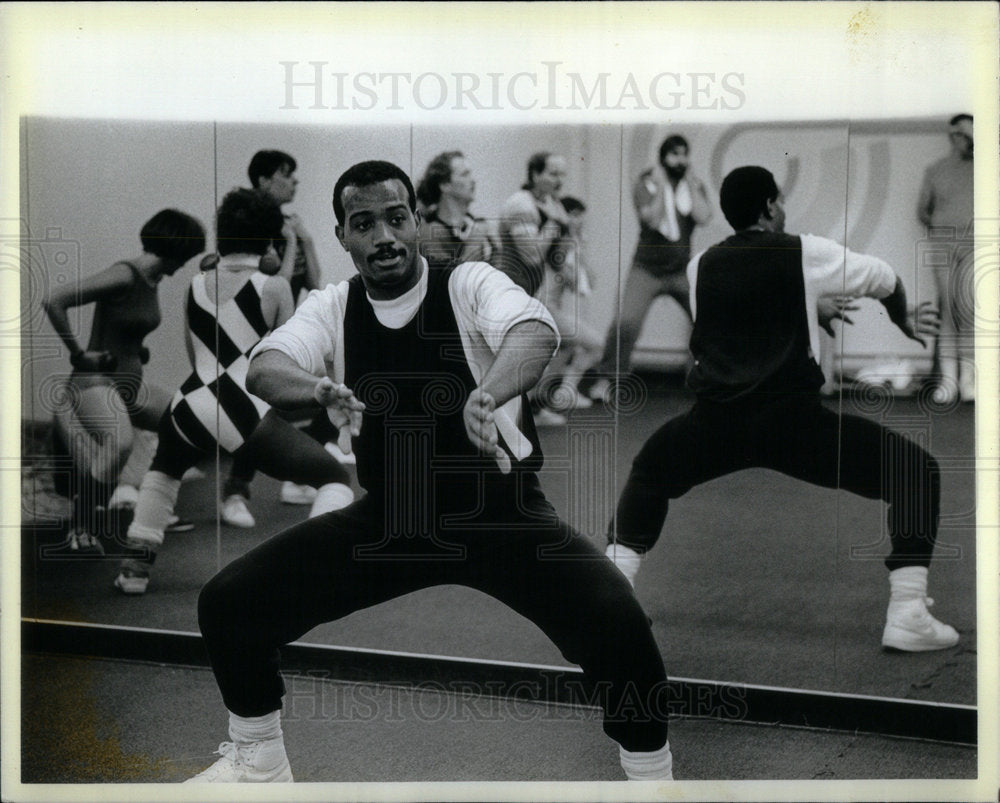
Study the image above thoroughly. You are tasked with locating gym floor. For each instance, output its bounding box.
[18,380,981,786]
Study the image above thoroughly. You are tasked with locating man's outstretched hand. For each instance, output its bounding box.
[464,388,512,474]
[314,377,365,454]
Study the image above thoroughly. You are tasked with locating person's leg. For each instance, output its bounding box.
[221,452,257,528]
[237,411,353,517]
[591,264,663,399]
[190,498,445,782]
[55,380,135,550]
[117,410,205,594]
[932,257,959,403]
[753,398,955,650]
[951,241,975,401]
[663,269,692,319]
[607,403,744,585]
[462,494,671,777]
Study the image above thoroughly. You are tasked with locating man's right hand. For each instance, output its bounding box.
[313,378,365,450]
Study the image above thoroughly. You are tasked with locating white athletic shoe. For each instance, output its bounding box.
[534,407,568,427]
[587,378,612,403]
[553,382,593,410]
[107,484,139,510]
[65,529,105,555]
[181,466,207,482]
[185,739,293,783]
[882,597,959,652]
[114,560,150,595]
[280,482,318,505]
[222,495,255,528]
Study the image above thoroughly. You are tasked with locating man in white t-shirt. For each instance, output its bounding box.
[185,160,675,784]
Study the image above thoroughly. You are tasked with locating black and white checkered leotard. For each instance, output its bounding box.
[169,271,271,454]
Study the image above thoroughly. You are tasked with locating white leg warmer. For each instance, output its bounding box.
[126,470,181,548]
[888,565,929,604]
[620,741,673,781]
[308,482,354,518]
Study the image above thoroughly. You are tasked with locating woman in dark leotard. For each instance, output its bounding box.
[43,209,205,551]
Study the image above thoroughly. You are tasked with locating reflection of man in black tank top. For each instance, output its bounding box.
[186,160,675,784]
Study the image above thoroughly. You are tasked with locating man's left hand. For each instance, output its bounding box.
[464,388,511,473]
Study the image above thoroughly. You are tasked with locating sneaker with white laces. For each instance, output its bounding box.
[185,739,293,783]
[114,559,151,595]
[280,481,318,505]
[222,495,255,528]
[882,597,959,651]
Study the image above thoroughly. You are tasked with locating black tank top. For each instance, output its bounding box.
[343,266,543,519]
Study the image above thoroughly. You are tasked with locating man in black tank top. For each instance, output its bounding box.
[187,161,674,783]
[606,166,959,655]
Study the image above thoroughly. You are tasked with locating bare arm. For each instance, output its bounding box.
[247,349,363,444]
[276,220,299,282]
[288,214,323,291]
[261,275,296,330]
[916,170,935,228]
[43,261,133,361]
[463,319,558,460]
[687,172,713,225]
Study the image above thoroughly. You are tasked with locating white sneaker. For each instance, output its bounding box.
[324,440,357,465]
[280,482,318,505]
[534,408,568,427]
[882,597,959,652]
[931,381,958,405]
[66,529,105,555]
[553,382,593,410]
[181,466,207,482]
[107,484,139,510]
[587,378,612,403]
[114,560,150,595]
[222,495,255,528]
[185,739,293,783]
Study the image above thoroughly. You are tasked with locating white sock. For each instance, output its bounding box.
[126,470,180,548]
[606,543,642,588]
[309,482,354,518]
[228,710,282,745]
[620,741,673,781]
[888,565,929,605]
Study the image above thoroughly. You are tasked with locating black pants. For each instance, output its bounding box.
[150,408,349,489]
[224,408,339,499]
[199,478,670,752]
[611,396,940,571]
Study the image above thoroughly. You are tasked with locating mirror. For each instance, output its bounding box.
[20,116,975,708]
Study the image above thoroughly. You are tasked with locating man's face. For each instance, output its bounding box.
[661,146,689,180]
[949,125,973,159]
[442,156,476,204]
[336,179,422,299]
[259,164,298,205]
[533,155,566,198]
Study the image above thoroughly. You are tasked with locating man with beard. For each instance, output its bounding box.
[588,134,712,402]
[186,160,675,783]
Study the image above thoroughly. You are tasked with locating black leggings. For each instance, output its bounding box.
[224,408,339,499]
[199,482,670,752]
[150,408,350,489]
[611,396,940,571]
